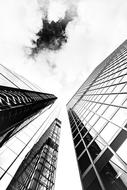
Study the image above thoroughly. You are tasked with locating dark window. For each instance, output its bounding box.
[74,134,81,146]
[80,127,87,137]
[72,125,76,133]
[73,129,78,138]
[78,123,84,130]
[86,175,102,190]
[99,162,127,190]
[78,151,91,174]
[83,133,92,146]
[76,141,85,157]
[88,141,101,160]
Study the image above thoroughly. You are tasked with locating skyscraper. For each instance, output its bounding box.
[67,40,127,189]
[7,118,61,190]
[0,64,61,189]
[0,64,57,146]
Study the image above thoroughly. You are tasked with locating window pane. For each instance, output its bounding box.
[93,118,107,132]
[76,141,85,158]
[100,123,119,143]
[88,141,101,161]
[78,151,91,174]
[110,160,127,187]
[117,139,127,164]
[112,108,127,127]
[103,106,117,120]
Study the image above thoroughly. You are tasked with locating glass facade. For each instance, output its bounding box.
[67,40,127,190]
[0,64,57,147]
[7,118,61,190]
[0,63,60,190]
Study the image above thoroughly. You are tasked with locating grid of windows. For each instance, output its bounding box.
[7,119,61,190]
[0,64,57,146]
[67,40,127,190]
[0,104,61,190]
[0,63,59,190]
[0,85,56,146]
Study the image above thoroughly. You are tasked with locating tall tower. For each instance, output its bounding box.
[0,64,57,147]
[67,40,127,190]
[0,64,61,190]
[7,118,61,190]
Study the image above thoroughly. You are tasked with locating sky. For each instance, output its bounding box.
[1,0,127,102]
[0,0,127,189]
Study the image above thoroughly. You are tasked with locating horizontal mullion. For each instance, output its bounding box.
[88,80,127,93]
[95,66,127,84]
[102,57,127,74]
[92,72,127,89]
[82,91,127,97]
[81,98,127,109]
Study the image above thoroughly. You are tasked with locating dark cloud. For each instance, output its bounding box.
[30,7,77,56]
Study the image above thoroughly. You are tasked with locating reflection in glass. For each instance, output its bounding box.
[98,161,127,190]
[110,160,127,187]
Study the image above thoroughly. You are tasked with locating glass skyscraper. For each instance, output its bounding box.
[7,118,61,190]
[67,40,127,190]
[0,64,61,189]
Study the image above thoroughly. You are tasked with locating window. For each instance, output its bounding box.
[111,108,127,127]
[73,129,78,138]
[103,106,117,120]
[104,94,117,104]
[78,151,91,174]
[117,139,127,164]
[110,160,127,187]
[113,94,127,106]
[95,136,106,150]
[93,118,107,132]
[80,127,87,137]
[100,123,119,143]
[83,133,92,146]
[76,141,85,158]
[88,141,101,160]
[74,134,81,146]
[97,105,108,115]
[89,114,99,126]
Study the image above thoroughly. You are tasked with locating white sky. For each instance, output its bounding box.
[55,105,82,190]
[1,0,127,100]
[0,0,127,189]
